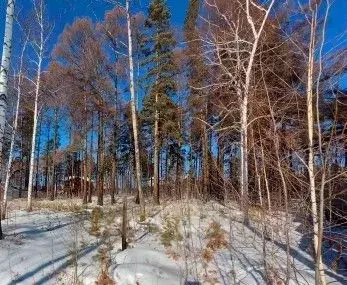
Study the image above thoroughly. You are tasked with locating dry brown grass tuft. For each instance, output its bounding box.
[95,270,115,285]
[32,199,83,212]
[205,221,228,251]
[202,221,228,263]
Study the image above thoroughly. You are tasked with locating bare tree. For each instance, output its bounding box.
[2,36,29,218]
[306,1,328,283]
[202,0,275,224]
[27,0,49,211]
[0,0,15,160]
[240,0,275,224]
[126,0,145,220]
[0,0,15,240]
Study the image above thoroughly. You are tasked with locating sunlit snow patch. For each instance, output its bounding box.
[113,248,182,285]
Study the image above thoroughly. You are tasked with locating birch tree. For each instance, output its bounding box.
[27,0,48,211]
[0,0,15,160]
[306,0,327,283]
[240,0,275,224]
[126,0,145,220]
[0,0,15,240]
[2,36,28,219]
[203,0,275,224]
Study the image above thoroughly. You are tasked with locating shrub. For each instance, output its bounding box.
[90,207,103,236]
[95,270,115,285]
[95,246,115,285]
[205,221,228,251]
[161,216,183,247]
[202,221,228,263]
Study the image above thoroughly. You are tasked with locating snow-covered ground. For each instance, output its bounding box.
[0,197,346,284]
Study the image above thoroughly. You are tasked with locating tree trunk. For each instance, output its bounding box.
[27,20,44,210]
[239,0,275,225]
[110,110,118,204]
[27,75,41,211]
[260,134,271,211]
[251,129,262,207]
[176,143,182,200]
[44,118,51,197]
[0,0,15,239]
[2,37,24,219]
[82,97,88,204]
[126,0,145,220]
[307,5,326,284]
[0,0,15,161]
[97,111,104,206]
[274,132,291,283]
[50,108,58,201]
[88,113,94,203]
[122,196,128,250]
[19,115,24,198]
[165,147,169,183]
[0,201,2,239]
[27,0,45,211]
[153,98,160,204]
[240,93,249,225]
[83,144,88,204]
[111,157,117,204]
[202,122,209,199]
[35,116,42,198]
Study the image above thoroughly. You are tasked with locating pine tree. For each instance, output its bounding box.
[184,0,210,198]
[142,0,179,204]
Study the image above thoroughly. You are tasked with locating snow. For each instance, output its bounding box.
[0,197,346,284]
[0,209,99,285]
[113,248,182,285]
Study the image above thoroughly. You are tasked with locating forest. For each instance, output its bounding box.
[0,0,346,284]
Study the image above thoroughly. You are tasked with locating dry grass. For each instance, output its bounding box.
[95,271,115,285]
[32,199,84,212]
[202,221,228,263]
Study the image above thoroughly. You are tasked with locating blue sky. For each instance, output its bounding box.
[0,0,189,60]
[0,0,190,151]
[1,0,346,65]
[0,0,346,151]
[324,0,347,52]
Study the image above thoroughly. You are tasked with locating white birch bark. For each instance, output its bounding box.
[203,0,274,224]
[126,0,145,220]
[0,0,15,159]
[307,3,326,284]
[0,1,15,238]
[2,37,28,218]
[27,0,44,211]
[239,0,275,225]
[315,3,330,285]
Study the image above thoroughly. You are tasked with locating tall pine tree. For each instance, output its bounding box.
[184,0,210,198]
[142,0,178,204]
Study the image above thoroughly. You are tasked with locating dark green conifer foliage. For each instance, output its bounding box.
[142,0,179,139]
[184,0,206,117]
[184,0,211,199]
[141,0,180,204]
